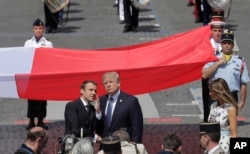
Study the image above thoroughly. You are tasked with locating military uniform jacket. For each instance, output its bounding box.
[24,36,53,48]
[210,38,222,53]
[204,52,250,92]
[208,145,225,154]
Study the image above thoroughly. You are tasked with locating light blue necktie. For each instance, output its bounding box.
[106,97,114,127]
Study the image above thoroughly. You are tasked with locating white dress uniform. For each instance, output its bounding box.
[210,38,222,53]
[24,35,53,130]
[119,0,124,21]
[24,36,53,48]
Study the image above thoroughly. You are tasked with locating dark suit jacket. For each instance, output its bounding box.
[98,91,143,143]
[64,98,96,138]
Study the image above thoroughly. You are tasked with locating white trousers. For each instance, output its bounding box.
[119,0,124,20]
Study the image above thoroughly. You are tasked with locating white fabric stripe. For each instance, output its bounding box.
[0,76,18,98]
[0,47,35,74]
[0,47,35,98]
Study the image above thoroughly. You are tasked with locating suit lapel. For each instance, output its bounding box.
[77,99,89,117]
[102,95,109,127]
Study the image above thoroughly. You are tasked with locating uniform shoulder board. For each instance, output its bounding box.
[237,56,244,61]
[46,38,50,41]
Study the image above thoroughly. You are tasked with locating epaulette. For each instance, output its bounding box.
[45,38,50,41]
[237,56,244,61]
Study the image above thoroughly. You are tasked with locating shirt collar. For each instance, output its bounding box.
[109,89,120,101]
[80,97,89,106]
[208,145,221,154]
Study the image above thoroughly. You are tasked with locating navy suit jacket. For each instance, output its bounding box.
[98,91,143,143]
[64,98,96,138]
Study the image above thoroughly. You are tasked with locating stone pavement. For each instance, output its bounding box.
[1,0,250,154]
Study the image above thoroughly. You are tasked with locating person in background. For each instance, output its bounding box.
[24,18,52,130]
[202,9,225,122]
[98,130,148,154]
[202,0,212,25]
[157,133,182,154]
[194,0,203,23]
[71,138,94,154]
[202,30,250,112]
[123,0,139,33]
[43,1,59,33]
[14,127,48,154]
[96,71,143,143]
[208,78,238,153]
[200,122,225,154]
[101,136,122,154]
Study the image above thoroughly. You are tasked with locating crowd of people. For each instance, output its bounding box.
[13,1,250,154]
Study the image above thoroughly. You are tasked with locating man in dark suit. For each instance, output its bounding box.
[64,80,101,139]
[96,71,143,143]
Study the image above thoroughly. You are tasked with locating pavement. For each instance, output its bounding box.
[1,0,250,154]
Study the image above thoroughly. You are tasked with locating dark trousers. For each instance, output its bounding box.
[195,0,203,21]
[202,78,211,122]
[202,0,212,25]
[124,0,139,28]
[44,3,59,29]
[27,100,47,119]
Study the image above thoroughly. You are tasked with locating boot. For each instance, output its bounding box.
[38,118,48,130]
[26,118,35,130]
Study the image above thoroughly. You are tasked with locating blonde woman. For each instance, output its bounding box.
[208,78,238,154]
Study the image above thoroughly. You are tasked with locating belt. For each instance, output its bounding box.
[221,130,230,136]
[231,91,238,95]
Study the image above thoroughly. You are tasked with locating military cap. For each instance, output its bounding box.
[221,29,234,42]
[33,18,44,27]
[200,122,220,135]
[209,9,225,26]
[102,136,121,152]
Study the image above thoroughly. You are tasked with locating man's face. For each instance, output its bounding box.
[211,26,223,43]
[103,75,120,96]
[81,82,97,102]
[221,40,234,55]
[200,134,208,149]
[33,25,44,38]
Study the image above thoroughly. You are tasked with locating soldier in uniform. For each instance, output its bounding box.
[202,10,225,122]
[200,122,225,154]
[44,2,59,33]
[24,18,53,130]
[123,0,139,33]
[202,30,250,112]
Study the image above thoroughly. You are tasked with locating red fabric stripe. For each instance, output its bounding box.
[15,26,217,100]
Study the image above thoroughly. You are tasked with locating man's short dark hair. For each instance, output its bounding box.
[206,133,221,143]
[27,129,45,141]
[163,133,182,151]
[81,80,97,89]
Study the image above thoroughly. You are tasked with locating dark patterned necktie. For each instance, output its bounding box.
[106,97,114,127]
[85,105,90,113]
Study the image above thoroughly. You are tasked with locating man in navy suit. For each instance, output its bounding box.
[64,80,101,140]
[96,71,143,143]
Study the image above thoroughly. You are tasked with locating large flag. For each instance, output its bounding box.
[0,26,217,100]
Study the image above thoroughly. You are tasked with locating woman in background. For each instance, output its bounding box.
[208,78,238,154]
